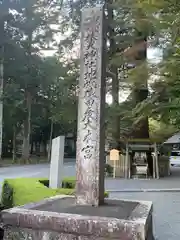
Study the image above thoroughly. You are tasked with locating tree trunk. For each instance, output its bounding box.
[12,126,16,162]
[35,142,38,155]
[131,88,149,139]
[0,20,4,161]
[130,31,153,176]
[30,141,34,155]
[107,0,120,147]
[21,30,33,163]
[48,120,53,162]
[36,142,40,157]
[131,32,149,139]
[0,47,3,161]
[43,141,47,157]
[22,91,32,162]
[111,66,120,146]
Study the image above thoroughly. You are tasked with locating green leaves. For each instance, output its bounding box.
[2,0,180,155]
[0,0,79,158]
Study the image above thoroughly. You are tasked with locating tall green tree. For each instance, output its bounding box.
[0,0,24,160]
[10,0,61,160]
[39,56,78,160]
[130,0,180,132]
[59,0,154,145]
[0,19,4,160]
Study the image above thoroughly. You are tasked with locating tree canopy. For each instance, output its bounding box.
[0,0,179,161]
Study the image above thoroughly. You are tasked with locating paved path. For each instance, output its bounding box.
[1,163,180,192]
[110,192,180,240]
[1,162,180,190]
[0,161,75,191]
[106,167,180,191]
[0,163,180,239]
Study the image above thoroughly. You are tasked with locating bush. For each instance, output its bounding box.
[105,164,113,176]
[39,177,76,189]
[1,177,109,209]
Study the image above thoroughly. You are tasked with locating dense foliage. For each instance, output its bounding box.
[0,0,179,161]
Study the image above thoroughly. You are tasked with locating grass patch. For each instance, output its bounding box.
[1,177,109,209]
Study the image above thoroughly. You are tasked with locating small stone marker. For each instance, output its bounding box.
[76,5,106,206]
[49,136,65,189]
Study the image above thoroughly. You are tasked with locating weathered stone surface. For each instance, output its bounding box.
[30,198,138,219]
[3,227,113,240]
[1,195,154,240]
[76,5,106,206]
[49,136,65,189]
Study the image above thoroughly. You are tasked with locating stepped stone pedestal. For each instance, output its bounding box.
[2,195,153,240]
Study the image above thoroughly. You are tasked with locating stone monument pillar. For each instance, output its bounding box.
[49,136,65,189]
[76,5,106,206]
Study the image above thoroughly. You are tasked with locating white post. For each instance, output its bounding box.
[128,154,131,179]
[49,136,65,189]
[113,160,116,178]
[125,144,129,179]
[153,154,156,179]
[0,43,4,161]
[154,143,159,179]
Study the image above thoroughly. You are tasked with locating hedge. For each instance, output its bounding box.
[1,177,109,209]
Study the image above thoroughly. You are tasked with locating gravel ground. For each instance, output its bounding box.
[110,192,180,240]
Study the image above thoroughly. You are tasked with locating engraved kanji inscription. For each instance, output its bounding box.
[76,6,106,206]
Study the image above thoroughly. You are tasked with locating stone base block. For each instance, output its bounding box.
[1,195,154,240]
